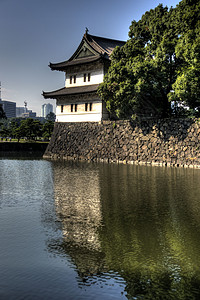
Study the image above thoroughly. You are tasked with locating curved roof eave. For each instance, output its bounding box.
[49,55,106,71]
[49,32,125,71]
[43,84,100,99]
[49,33,103,71]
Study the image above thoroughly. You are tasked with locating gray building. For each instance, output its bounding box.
[16,106,25,117]
[0,100,16,118]
[41,103,53,118]
[21,110,37,118]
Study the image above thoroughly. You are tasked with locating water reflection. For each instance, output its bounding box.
[54,162,102,251]
[51,161,200,299]
[51,161,107,281]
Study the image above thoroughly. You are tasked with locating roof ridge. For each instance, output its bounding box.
[49,32,125,70]
[87,33,126,43]
[86,34,107,55]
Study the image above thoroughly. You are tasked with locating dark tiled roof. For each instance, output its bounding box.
[43,84,99,99]
[50,33,125,71]
[49,55,102,71]
[86,34,125,57]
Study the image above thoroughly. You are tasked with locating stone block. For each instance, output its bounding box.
[44,119,200,168]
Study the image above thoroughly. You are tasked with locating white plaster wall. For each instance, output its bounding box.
[65,68,104,87]
[56,113,102,122]
[56,102,102,122]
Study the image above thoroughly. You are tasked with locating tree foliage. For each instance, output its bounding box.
[46,112,56,122]
[98,0,200,119]
[19,119,42,140]
[0,118,54,142]
[42,120,54,140]
[0,105,6,119]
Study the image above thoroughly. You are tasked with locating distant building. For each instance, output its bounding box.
[41,103,53,118]
[21,110,37,118]
[16,101,37,119]
[0,100,16,118]
[0,102,6,118]
[16,106,25,117]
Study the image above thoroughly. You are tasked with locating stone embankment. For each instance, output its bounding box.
[44,119,200,168]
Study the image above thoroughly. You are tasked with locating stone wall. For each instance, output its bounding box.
[44,119,200,168]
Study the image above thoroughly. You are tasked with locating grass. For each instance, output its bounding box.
[0,138,49,143]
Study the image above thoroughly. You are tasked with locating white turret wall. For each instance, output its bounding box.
[56,101,103,122]
[65,68,104,87]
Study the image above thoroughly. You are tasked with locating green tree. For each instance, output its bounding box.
[168,0,200,114]
[9,120,19,139]
[42,120,54,140]
[98,0,200,119]
[0,105,6,119]
[19,118,42,141]
[13,126,24,142]
[46,112,56,122]
[0,126,10,140]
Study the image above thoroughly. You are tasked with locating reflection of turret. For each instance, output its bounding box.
[52,161,107,276]
[54,161,102,250]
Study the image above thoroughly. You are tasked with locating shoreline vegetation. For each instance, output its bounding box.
[0,117,55,143]
[0,141,48,157]
[0,138,49,143]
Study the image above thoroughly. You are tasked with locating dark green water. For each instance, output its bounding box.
[1,159,200,299]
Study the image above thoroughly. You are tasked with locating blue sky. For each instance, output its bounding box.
[0,0,180,115]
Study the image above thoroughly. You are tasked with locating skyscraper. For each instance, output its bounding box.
[0,100,16,118]
[41,103,53,118]
[16,107,25,117]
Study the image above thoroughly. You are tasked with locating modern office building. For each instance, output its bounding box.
[21,110,37,118]
[16,102,37,119]
[0,100,16,118]
[16,106,25,117]
[41,103,53,118]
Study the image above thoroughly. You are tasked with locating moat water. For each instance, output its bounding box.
[1,158,200,299]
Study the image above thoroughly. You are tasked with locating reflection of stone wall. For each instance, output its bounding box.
[50,161,200,296]
[44,119,200,168]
